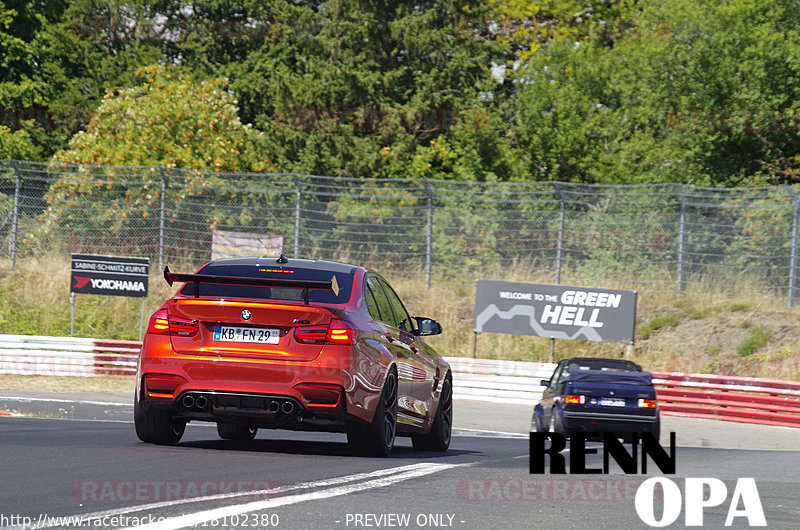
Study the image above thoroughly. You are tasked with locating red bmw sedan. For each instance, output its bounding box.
[134,256,451,456]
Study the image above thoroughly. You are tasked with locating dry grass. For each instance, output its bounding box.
[388,272,800,380]
[0,255,188,339]
[3,256,800,383]
[0,375,135,393]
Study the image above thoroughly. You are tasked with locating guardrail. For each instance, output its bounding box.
[652,371,800,429]
[2,334,799,429]
[0,335,552,402]
[443,357,554,405]
[0,335,138,377]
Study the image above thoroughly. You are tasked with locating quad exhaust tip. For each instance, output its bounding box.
[181,394,210,410]
[180,393,298,414]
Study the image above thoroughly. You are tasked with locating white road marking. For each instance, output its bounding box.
[120,462,467,530]
[0,395,130,407]
[453,428,528,439]
[23,463,467,529]
[0,410,529,440]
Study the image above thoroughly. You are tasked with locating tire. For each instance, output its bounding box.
[217,422,258,441]
[551,406,567,437]
[134,396,186,446]
[412,376,452,452]
[649,416,661,442]
[532,405,545,432]
[347,370,398,457]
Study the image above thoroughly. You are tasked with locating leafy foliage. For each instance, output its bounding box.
[50,66,268,171]
[222,0,500,178]
[485,0,638,62]
[41,67,273,240]
[325,180,426,262]
[725,194,797,283]
[0,0,799,188]
[508,0,800,186]
[0,125,39,160]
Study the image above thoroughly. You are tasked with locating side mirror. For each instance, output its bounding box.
[540,379,550,387]
[413,317,442,336]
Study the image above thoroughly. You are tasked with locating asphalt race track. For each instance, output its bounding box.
[1,393,799,529]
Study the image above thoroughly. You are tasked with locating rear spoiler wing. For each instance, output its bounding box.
[163,266,334,304]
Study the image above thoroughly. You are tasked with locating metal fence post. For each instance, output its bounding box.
[551,183,566,363]
[554,183,565,284]
[424,180,434,290]
[784,185,799,308]
[293,175,302,257]
[673,184,686,294]
[10,161,21,270]
[158,165,167,271]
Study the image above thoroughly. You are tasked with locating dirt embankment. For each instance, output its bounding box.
[632,305,800,378]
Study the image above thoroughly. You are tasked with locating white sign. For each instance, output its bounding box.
[211,230,284,259]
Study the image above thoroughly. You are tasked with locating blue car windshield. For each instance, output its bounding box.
[568,359,640,372]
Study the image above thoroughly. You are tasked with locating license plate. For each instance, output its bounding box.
[599,398,626,407]
[213,326,280,344]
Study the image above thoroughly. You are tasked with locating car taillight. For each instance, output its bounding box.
[565,394,585,404]
[147,309,198,337]
[294,325,328,344]
[169,316,198,336]
[326,320,354,345]
[294,320,354,345]
[638,399,657,408]
[148,309,170,334]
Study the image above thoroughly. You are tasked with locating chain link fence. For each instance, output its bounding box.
[2,159,799,305]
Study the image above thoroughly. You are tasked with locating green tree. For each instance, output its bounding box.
[1,0,168,159]
[0,125,39,160]
[0,1,68,159]
[724,192,797,285]
[223,0,500,178]
[510,0,800,186]
[485,0,638,63]
[50,66,268,171]
[41,66,274,242]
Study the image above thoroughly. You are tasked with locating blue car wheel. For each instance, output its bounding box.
[532,405,545,432]
[551,406,567,436]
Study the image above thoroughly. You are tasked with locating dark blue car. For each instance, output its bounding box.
[532,357,660,440]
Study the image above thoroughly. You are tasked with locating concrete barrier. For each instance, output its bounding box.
[3,334,799,428]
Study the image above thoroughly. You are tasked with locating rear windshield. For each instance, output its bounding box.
[179,264,354,305]
[567,359,641,372]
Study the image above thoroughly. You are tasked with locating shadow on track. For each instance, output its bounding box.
[172,437,479,459]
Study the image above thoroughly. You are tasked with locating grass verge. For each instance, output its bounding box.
[0,375,135,393]
[3,255,800,381]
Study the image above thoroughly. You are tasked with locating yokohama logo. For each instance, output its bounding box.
[71,255,150,298]
[89,278,146,292]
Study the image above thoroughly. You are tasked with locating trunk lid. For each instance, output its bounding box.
[167,298,333,361]
[563,380,658,417]
[565,381,656,400]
